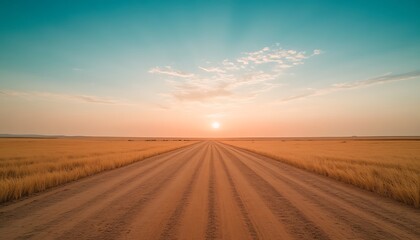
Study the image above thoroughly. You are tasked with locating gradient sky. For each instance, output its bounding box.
[1,0,419,137]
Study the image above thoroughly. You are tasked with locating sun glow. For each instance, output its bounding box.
[212,122,220,129]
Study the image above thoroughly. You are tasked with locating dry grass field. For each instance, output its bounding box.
[223,139,420,208]
[1,141,420,239]
[0,138,196,203]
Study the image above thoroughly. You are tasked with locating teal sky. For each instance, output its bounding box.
[1,0,420,137]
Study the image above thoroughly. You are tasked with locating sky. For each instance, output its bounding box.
[0,0,419,137]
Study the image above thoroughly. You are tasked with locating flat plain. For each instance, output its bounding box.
[0,140,419,239]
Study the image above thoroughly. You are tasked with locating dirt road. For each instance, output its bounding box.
[1,141,419,239]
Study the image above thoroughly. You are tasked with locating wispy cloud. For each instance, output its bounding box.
[236,47,317,67]
[149,66,194,78]
[0,90,128,105]
[170,81,233,102]
[198,66,226,73]
[331,71,420,89]
[279,71,420,103]
[150,45,321,104]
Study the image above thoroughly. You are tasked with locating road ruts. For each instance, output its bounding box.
[214,146,258,240]
[158,144,207,240]
[205,145,219,240]
[0,141,419,240]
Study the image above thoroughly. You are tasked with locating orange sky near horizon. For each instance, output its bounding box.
[1,1,420,137]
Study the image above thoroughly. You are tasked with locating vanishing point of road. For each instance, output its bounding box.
[0,141,419,239]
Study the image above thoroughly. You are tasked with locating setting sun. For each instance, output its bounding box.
[212,122,220,129]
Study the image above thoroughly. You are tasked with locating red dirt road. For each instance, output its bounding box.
[0,141,419,239]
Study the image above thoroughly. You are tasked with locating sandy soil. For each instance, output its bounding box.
[0,141,419,239]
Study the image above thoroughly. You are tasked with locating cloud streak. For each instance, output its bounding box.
[279,71,420,102]
[150,45,321,104]
[149,66,194,78]
[198,66,226,73]
[0,90,128,105]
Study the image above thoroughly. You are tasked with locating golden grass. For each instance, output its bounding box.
[0,138,197,203]
[223,139,420,208]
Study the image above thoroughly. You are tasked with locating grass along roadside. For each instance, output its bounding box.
[222,140,420,208]
[0,138,197,203]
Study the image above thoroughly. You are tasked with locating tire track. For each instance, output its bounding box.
[205,144,219,240]
[158,144,208,240]
[213,145,258,240]
[219,145,330,240]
